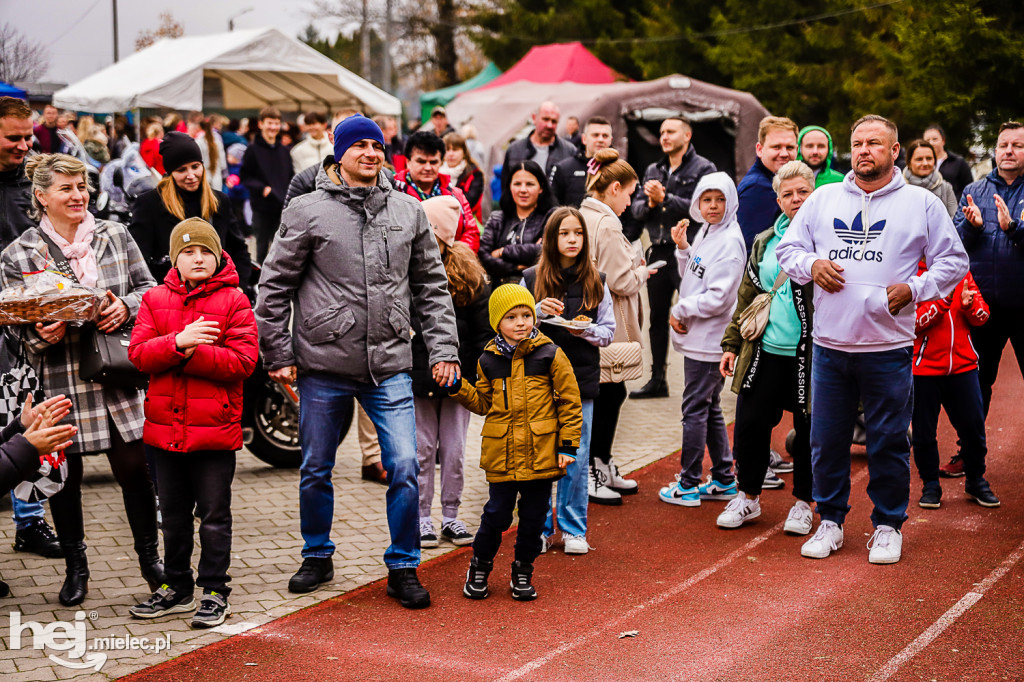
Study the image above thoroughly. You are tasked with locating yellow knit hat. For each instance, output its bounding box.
[488,283,536,332]
[170,218,222,268]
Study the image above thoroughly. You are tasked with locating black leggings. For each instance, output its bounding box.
[732,352,812,501]
[591,381,627,465]
[49,418,159,553]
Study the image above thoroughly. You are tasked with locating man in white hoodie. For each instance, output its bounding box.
[776,115,968,564]
[657,172,747,507]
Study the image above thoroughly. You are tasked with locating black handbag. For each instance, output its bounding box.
[36,229,147,390]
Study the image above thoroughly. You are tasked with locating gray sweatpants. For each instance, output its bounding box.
[679,357,734,488]
[415,396,471,520]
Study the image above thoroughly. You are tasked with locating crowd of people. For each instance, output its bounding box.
[0,91,1021,620]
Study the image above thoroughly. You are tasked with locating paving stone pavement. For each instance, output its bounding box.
[0,289,736,681]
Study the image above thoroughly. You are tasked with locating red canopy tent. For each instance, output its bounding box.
[479,42,625,90]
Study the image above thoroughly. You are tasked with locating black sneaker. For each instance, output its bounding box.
[386,568,430,609]
[918,484,942,509]
[288,557,334,593]
[13,519,63,558]
[441,520,474,546]
[129,585,196,619]
[510,561,537,601]
[463,557,492,600]
[191,590,230,628]
[965,479,1000,508]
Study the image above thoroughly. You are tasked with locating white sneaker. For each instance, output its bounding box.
[867,525,903,564]
[419,518,438,549]
[769,449,794,473]
[784,500,814,535]
[588,465,622,505]
[800,520,844,559]
[540,534,550,554]
[596,457,638,494]
[716,492,760,529]
[563,535,591,555]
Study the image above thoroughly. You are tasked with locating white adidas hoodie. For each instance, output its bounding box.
[670,172,747,362]
[776,168,968,353]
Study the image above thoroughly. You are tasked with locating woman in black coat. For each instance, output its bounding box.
[129,132,253,295]
[478,159,553,285]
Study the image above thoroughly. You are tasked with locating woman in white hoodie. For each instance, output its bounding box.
[657,172,746,507]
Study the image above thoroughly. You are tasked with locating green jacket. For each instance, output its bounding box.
[720,223,814,412]
[797,125,844,187]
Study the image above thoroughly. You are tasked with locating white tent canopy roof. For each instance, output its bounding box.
[53,28,401,115]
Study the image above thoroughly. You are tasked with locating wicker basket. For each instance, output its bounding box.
[0,291,104,325]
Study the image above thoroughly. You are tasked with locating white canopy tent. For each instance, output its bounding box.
[53,28,401,116]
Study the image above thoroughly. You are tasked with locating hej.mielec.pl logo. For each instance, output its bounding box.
[8,610,172,671]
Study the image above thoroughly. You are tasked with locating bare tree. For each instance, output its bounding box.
[135,12,185,52]
[310,0,482,92]
[0,23,50,83]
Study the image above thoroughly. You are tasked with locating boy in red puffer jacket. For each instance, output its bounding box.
[912,260,999,510]
[127,217,258,627]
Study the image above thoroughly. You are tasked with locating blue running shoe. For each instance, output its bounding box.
[658,475,700,507]
[697,475,738,500]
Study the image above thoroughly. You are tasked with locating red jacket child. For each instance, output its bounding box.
[913,260,989,377]
[129,252,258,452]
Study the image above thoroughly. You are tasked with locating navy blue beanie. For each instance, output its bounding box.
[333,114,385,159]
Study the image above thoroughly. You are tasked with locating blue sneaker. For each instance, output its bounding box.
[658,475,700,507]
[697,475,738,500]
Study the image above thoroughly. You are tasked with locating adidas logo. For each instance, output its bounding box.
[834,212,886,246]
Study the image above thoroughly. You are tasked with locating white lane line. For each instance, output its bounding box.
[870,538,1024,681]
[495,467,870,682]
[494,520,786,682]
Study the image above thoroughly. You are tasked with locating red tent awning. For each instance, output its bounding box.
[480,42,624,90]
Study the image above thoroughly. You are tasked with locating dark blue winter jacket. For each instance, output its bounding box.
[954,169,1024,309]
[736,158,781,253]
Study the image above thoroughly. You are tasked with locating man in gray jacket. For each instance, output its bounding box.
[256,115,461,609]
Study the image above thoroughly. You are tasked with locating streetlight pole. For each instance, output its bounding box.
[112,0,119,62]
[229,7,254,31]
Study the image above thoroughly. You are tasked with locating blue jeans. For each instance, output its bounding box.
[11,492,44,531]
[297,372,420,569]
[543,399,593,538]
[810,345,913,530]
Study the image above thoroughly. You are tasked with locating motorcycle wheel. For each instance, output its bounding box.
[243,379,353,468]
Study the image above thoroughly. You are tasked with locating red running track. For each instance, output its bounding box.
[128,358,1024,681]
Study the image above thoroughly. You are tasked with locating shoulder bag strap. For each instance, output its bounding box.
[36,230,81,285]
[769,270,789,294]
[617,298,632,343]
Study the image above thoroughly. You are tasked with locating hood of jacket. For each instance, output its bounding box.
[689,171,740,227]
[773,211,791,239]
[314,162,392,213]
[797,125,836,171]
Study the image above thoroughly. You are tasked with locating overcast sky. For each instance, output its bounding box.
[2,0,324,85]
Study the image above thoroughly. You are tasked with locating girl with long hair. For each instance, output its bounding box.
[441,133,485,221]
[129,132,252,295]
[413,197,493,548]
[523,207,615,554]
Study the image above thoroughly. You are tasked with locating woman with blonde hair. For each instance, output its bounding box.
[129,132,252,294]
[1,153,162,606]
[578,148,647,505]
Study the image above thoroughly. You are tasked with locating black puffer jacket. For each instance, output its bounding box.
[478,208,551,284]
[411,284,492,399]
[0,420,38,496]
[129,187,253,294]
[0,161,34,252]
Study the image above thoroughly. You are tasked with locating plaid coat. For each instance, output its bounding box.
[0,220,156,454]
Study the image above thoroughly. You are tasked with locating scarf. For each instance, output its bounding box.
[440,161,466,184]
[494,327,539,359]
[39,212,98,287]
[903,167,944,192]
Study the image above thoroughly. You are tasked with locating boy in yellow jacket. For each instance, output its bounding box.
[448,284,582,601]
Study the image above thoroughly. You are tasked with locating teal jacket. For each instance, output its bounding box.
[797,125,844,187]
